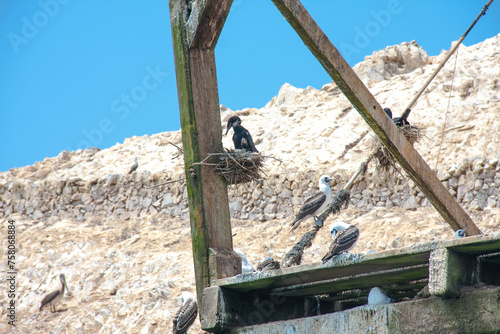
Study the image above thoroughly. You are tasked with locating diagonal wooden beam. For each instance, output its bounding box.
[187,0,234,49]
[271,0,480,235]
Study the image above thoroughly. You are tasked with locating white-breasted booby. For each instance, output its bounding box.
[454,228,466,239]
[39,273,67,313]
[235,249,255,273]
[290,175,333,231]
[128,157,139,174]
[322,221,359,263]
[225,115,258,152]
[173,291,198,334]
[256,257,280,271]
[367,287,391,305]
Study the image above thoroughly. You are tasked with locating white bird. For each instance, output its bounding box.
[173,291,198,334]
[128,157,139,174]
[39,273,67,313]
[322,221,359,263]
[454,229,466,239]
[234,250,255,273]
[290,175,333,231]
[367,287,391,305]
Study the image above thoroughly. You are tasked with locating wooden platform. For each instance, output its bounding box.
[201,234,500,333]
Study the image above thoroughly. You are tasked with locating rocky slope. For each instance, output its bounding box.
[1,34,500,333]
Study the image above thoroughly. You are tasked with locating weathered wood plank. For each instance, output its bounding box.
[187,0,234,49]
[213,234,500,293]
[229,287,500,334]
[270,0,480,235]
[169,0,240,306]
[428,248,474,298]
[270,264,429,297]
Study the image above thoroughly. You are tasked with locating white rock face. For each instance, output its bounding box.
[1,35,500,333]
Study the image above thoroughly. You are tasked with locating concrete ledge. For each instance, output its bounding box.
[230,286,500,334]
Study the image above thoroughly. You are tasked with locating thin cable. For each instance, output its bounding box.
[434,48,459,172]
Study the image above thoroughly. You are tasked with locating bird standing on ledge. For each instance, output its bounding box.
[225,115,258,152]
[290,175,333,231]
[128,157,139,174]
[322,221,359,263]
[39,273,68,313]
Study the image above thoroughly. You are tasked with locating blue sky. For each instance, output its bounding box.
[1,0,499,172]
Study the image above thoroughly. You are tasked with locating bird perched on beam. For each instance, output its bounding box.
[128,157,139,174]
[290,175,333,231]
[235,249,255,273]
[256,257,280,271]
[454,229,466,239]
[39,273,68,313]
[384,107,411,127]
[225,115,258,152]
[173,291,198,334]
[322,221,359,263]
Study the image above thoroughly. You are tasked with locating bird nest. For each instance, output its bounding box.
[194,149,265,185]
[375,124,422,172]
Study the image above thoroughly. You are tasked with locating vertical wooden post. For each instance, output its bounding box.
[169,0,240,308]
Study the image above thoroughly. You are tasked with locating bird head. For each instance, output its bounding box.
[319,175,333,185]
[329,221,350,239]
[181,291,195,303]
[59,273,67,289]
[225,115,242,135]
[454,229,466,239]
[383,107,393,118]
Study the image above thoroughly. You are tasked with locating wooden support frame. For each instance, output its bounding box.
[169,0,240,307]
[271,0,480,235]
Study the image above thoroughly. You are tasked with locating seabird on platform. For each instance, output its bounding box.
[256,257,280,271]
[225,115,258,152]
[454,229,466,239]
[235,250,255,273]
[39,273,67,313]
[290,175,333,231]
[173,291,198,334]
[367,287,391,305]
[322,221,359,263]
[128,157,139,174]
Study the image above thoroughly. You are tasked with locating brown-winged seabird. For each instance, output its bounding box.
[256,257,280,271]
[225,115,258,152]
[322,221,359,263]
[290,175,333,231]
[39,273,67,313]
[173,291,198,334]
[128,157,139,174]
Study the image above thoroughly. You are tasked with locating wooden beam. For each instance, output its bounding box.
[169,0,240,307]
[187,0,234,49]
[428,248,474,298]
[271,0,480,235]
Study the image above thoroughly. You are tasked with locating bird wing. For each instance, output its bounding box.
[40,290,60,310]
[290,191,326,230]
[322,225,359,263]
[243,130,258,153]
[173,298,198,334]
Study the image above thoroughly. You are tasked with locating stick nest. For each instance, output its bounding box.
[194,149,265,185]
[375,124,422,172]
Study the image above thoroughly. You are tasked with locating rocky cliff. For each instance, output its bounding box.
[1,34,500,333]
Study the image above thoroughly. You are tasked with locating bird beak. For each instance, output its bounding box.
[225,124,232,135]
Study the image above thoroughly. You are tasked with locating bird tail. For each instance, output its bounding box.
[321,253,334,264]
[289,218,301,231]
